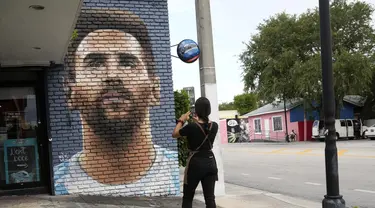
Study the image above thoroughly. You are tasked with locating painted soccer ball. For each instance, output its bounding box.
[177,39,200,63]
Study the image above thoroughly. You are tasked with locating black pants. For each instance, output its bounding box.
[182,155,218,208]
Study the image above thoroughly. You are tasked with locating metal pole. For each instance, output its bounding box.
[318,0,345,207]
[195,0,226,196]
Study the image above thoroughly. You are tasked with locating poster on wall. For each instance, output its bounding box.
[4,138,40,184]
[227,118,250,143]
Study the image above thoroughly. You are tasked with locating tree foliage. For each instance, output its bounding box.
[174,90,190,167]
[240,0,375,118]
[233,93,258,115]
[219,102,236,110]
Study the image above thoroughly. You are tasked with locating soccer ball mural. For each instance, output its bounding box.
[176,39,200,63]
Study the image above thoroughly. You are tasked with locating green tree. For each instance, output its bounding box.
[233,93,258,115]
[174,90,190,167]
[219,102,236,110]
[240,0,375,118]
[240,12,300,105]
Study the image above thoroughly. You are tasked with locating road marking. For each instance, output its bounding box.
[337,149,348,156]
[268,177,281,180]
[225,148,375,158]
[297,149,313,155]
[265,193,282,196]
[269,148,287,154]
[345,154,375,159]
[241,173,249,176]
[304,182,321,186]
[354,189,375,194]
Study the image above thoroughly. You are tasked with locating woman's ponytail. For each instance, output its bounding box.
[202,116,210,132]
[194,97,212,133]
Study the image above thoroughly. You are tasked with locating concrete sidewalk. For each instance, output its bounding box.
[200,182,321,208]
[0,194,205,208]
[0,183,321,208]
[179,168,321,208]
[0,170,321,208]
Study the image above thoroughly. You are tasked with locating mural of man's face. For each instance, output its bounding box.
[69,29,159,142]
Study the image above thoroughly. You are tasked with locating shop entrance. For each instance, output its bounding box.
[0,70,52,195]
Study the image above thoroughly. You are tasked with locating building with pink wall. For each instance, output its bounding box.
[219,97,364,143]
[220,120,228,144]
[243,101,302,142]
[218,101,308,143]
[247,111,298,141]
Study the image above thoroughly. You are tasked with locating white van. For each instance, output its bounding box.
[312,119,364,141]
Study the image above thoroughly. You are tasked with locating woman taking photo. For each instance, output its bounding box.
[172,97,219,208]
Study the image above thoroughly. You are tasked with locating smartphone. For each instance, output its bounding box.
[189,110,195,119]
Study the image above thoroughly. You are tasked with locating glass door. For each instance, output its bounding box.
[0,87,42,190]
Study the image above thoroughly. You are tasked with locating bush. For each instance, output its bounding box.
[174,90,190,167]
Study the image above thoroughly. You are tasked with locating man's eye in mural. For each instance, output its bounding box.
[87,61,105,68]
[119,53,138,68]
[84,53,106,68]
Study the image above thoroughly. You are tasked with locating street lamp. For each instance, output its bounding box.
[318,0,345,207]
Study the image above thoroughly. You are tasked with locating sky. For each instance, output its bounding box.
[167,0,375,104]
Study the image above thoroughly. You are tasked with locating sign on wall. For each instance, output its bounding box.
[4,138,40,184]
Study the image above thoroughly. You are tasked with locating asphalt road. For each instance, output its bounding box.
[222,140,375,208]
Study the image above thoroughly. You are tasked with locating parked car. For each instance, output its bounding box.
[312,119,367,142]
[363,124,375,140]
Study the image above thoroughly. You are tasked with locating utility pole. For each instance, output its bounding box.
[318,0,345,207]
[195,0,226,196]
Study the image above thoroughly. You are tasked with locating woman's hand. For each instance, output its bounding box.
[179,111,191,122]
[172,111,190,138]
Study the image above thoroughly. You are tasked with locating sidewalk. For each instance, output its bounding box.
[179,168,321,208]
[197,183,321,208]
[0,169,321,208]
[0,194,204,208]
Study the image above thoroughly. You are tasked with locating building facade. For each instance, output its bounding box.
[244,98,363,142]
[247,111,300,141]
[219,97,364,143]
[0,0,179,197]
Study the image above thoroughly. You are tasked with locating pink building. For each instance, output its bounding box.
[242,101,310,142]
[219,96,364,143]
[246,111,298,141]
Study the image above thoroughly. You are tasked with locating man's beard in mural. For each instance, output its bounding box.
[84,79,142,145]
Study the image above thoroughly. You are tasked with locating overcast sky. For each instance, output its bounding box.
[168,0,375,104]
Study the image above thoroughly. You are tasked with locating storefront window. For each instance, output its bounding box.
[0,87,40,187]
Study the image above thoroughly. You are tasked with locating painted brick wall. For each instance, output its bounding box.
[47,0,179,197]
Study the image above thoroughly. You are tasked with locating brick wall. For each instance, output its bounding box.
[47,0,179,196]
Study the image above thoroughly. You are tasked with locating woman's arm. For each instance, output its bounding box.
[172,121,184,138]
[172,111,190,138]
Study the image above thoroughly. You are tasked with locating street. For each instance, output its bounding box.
[222,140,375,208]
